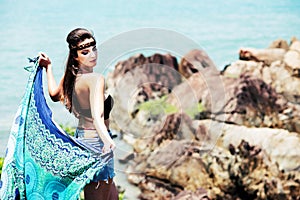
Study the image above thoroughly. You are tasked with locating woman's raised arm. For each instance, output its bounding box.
[38,52,63,102]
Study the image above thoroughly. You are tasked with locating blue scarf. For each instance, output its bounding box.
[0,59,113,199]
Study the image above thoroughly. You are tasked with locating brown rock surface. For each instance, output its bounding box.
[106,38,300,199]
[167,67,224,119]
[126,113,300,199]
[283,39,300,76]
[127,132,300,199]
[169,68,300,133]
[109,53,181,92]
[107,53,183,136]
[268,38,289,50]
[196,119,300,171]
[172,188,210,200]
[179,49,216,79]
[223,38,300,104]
[239,47,286,65]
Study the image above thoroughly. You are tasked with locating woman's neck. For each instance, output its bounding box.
[77,66,93,74]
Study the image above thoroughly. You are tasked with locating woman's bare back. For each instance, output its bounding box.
[74,73,104,129]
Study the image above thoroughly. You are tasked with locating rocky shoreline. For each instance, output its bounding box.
[107,37,300,199]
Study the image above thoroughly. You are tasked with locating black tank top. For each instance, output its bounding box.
[73,94,114,120]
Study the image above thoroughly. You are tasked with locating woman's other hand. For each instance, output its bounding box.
[38,52,51,69]
[102,140,116,154]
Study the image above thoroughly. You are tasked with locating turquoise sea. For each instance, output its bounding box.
[0,0,300,156]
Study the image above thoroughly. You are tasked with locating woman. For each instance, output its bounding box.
[38,28,118,200]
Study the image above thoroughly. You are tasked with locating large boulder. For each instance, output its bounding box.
[179,49,216,79]
[108,53,181,91]
[239,47,286,65]
[223,38,300,104]
[132,113,202,154]
[104,44,300,199]
[196,119,300,171]
[167,67,225,121]
[127,126,300,199]
[107,53,183,136]
[284,39,300,75]
[126,112,300,199]
[169,67,300,133]
[268,38,289,50]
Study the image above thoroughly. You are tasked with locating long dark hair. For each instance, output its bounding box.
[63,28,96,112]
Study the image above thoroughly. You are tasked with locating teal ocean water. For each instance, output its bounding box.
[0,0,300,156]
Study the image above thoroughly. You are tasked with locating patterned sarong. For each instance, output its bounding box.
[0,59,113,199]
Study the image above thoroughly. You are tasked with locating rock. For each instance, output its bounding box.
[168,67,225,121]
[223,58,300,104]
[127,169,145,185]
[104,43,300,199]
[220,42,300,131]
[107,53,182,137]
[138,176,182,200]
[169,69,300,132]
[220,74,287,128]
[197,119,300,171]
[133,113,200,153]
[289,40,300,52]
[223,38,300,104]
[284,50,300,74]
[118,152,135,164]
[127,140,214,199]
[221,60,263,78]
[179,49,216,79]
[126,110,300,199]
[172,188,210,200]
[268,39,289,50]
[239,47,286,65]
[109,53,181,91]
[127,133,300,199]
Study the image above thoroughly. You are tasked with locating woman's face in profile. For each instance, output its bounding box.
[76,38,98,68]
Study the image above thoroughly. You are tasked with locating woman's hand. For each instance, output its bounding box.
[38,52,51,69]
[102,140,116,154]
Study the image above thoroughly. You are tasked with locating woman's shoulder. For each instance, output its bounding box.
[82,72,104,80]
[84,73,105,86]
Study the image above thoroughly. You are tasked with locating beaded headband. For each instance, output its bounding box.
[70,40,96,50]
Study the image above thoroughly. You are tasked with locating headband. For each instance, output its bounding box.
[70,40,96,50]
